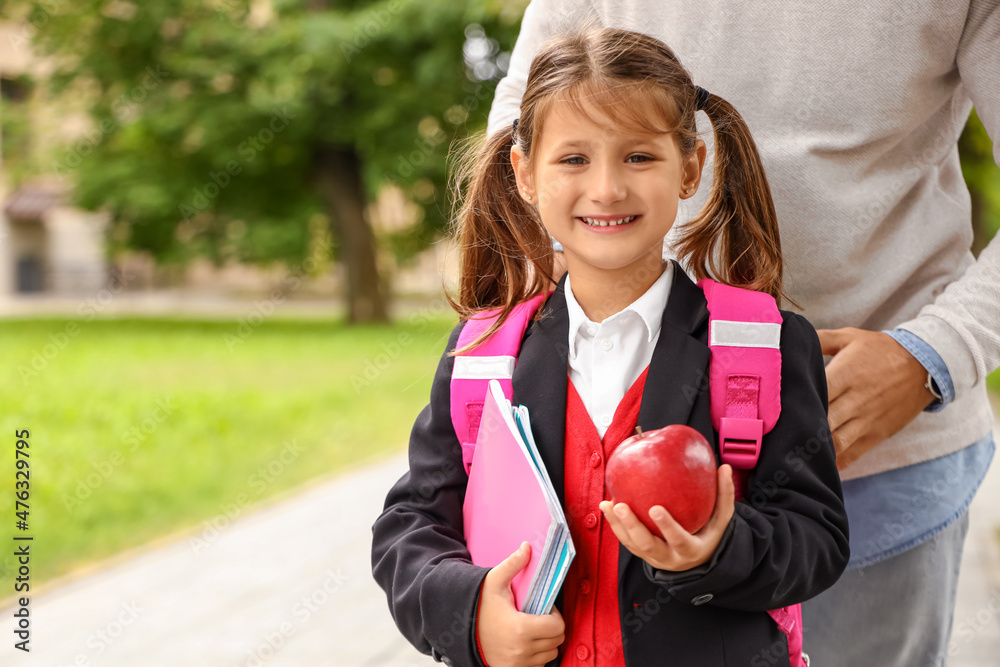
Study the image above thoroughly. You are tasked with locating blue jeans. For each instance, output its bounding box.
[801,510,969,666]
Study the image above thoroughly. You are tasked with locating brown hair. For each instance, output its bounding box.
[449,27,787,351]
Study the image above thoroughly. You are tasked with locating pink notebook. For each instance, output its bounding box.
[463,380,572,613]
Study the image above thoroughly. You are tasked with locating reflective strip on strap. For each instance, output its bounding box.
[710,320,781,349]
[452,355,516,380]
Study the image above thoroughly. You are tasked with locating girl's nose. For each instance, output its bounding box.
[589,162,627,205]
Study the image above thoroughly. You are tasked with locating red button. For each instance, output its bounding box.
[590,452,602,468]
[580,578,591,594]
[576,644,590,660]
[584,512,598,529]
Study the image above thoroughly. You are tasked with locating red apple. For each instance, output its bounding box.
[605,424,717,536]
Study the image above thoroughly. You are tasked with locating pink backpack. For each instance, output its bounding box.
[449,278,806,667]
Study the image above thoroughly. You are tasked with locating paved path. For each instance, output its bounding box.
[1,455,435,667]
[949,419,1000,667]
[3,431,1000,667]
[0,291,443,321]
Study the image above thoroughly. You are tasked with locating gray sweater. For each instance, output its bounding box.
[487,0,1000,479]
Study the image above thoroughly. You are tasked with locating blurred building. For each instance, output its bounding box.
[0,20,111,296]
[1,182,109,294]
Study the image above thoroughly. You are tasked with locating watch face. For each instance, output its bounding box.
[925,372,943,401]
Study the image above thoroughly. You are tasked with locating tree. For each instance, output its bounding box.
[10,0,522,322]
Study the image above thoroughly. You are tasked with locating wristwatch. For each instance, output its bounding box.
[924,371,943,403]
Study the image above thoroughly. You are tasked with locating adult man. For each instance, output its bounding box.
[486,1,999,664]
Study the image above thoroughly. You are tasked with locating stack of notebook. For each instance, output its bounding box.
[463,380,576,615]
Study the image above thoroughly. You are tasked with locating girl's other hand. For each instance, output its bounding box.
[478,542,566,667]
[599,464,736,572]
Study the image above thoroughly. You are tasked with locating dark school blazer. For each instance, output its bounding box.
[372,260,850,667]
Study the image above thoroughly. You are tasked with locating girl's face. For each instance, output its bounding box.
[512,97,705,281]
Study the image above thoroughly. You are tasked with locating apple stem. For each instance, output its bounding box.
[635,426,643,438]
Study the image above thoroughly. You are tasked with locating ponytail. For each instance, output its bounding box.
[447,124,555,354]
[674,92,790,307]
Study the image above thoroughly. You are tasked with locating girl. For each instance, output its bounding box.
[372,27,849,667]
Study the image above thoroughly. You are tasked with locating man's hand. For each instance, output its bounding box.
[818,328,937,471]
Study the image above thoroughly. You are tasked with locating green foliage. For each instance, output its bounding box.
[0,314,457,585]
[12,0,523,266]
[959,108,1000,245]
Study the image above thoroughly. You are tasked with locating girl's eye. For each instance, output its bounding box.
[561,156,587,165]
[626,154,654,163]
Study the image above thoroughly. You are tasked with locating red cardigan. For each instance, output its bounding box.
[562,369,648,666]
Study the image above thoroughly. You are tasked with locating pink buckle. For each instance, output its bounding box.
[719,417,763,469]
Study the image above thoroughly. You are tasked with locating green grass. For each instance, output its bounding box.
[0,314,457,587]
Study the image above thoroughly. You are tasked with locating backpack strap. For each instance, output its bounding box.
[697,278,782,472]
[698,279,806,667]
[450,292,551,474]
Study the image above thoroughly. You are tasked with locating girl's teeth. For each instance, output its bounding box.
[582,216,635,227]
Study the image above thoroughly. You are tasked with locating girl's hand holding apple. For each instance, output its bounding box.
[599,465,735,572]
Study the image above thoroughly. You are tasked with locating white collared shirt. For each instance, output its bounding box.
[564,262,673,439]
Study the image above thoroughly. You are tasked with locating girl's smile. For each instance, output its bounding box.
[577,214,640,230]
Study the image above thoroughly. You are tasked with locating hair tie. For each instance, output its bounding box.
[694,86,711,111]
